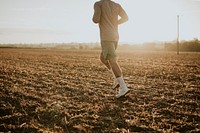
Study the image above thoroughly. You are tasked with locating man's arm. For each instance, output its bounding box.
[118,5,128,25]
[92,3,101,24]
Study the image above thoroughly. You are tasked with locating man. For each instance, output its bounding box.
[92,0,129,98]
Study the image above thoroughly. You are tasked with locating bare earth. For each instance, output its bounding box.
[0,48,199,133]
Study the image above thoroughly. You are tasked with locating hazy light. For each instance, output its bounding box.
[0,0,199,44]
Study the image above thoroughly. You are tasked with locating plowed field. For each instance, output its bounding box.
[0,48,199,132]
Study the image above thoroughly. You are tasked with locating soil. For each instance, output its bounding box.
[0,48,200,133]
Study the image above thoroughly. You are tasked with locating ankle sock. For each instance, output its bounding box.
[117,76,126,87]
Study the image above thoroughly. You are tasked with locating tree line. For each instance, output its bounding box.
[0,38,200,52]
[165,38,200,52]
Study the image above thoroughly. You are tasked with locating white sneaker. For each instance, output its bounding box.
[112,79,119,89]
[116,85,130,98]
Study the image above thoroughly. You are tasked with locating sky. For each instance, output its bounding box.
[0,0,200,44]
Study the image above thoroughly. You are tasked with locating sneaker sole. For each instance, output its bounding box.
[116,89,130,98]
[112,84,119,89]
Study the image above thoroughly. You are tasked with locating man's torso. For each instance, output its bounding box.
[95,0,121,41]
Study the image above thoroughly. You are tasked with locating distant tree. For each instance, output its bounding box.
[181,38,200,52]
[165,38,200,52]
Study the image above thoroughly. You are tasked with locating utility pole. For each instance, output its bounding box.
[177,15,180,55]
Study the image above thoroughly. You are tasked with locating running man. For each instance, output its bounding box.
[92,0,129,98]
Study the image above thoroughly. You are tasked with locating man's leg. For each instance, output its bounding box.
[109,57,129,98]
[108,57,121,78]
[100,41,128,95]
[100,41,121,89]
[100,53,118,88]
[100,53,111,70]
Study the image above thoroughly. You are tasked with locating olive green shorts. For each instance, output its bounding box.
[101,41,118,60]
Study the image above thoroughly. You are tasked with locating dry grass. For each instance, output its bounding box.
[0,48,199,132]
